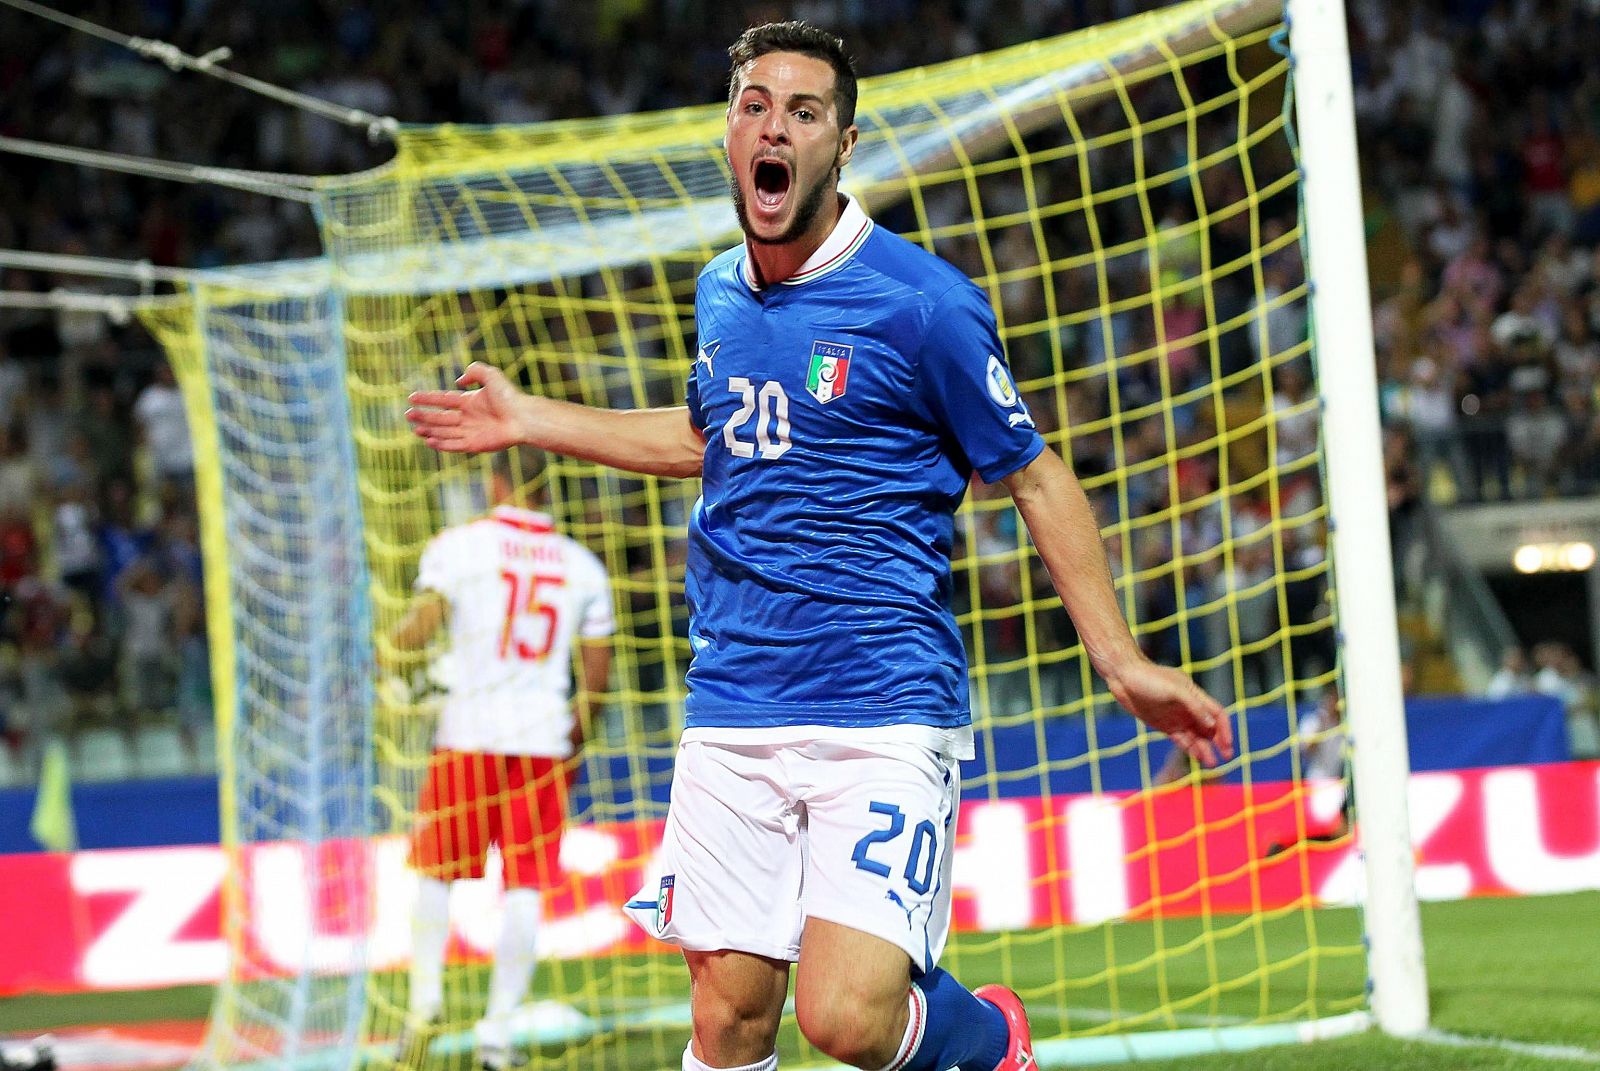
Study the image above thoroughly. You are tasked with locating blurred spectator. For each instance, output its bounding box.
[0,423,35,521]
[1531,641,1600,760]
[1283,525,1333,682]
[1554,300,1600,380]
[1505,379,1566,496]
[51,482,101,598]
[133,362,193,490]
[0,496,37,596]
[1269,362,1319,467]
[1521,109,1572,239]
[1248,261,1308,367]
[1387,347,1462,493]
[172,580,211,744]
[1485,646,1534,699]
[1456,344,1512,502]
[117,558,176,722]
[1555,385,1600,493]
[1491,284,1556,353]
[59,610,117,726]
[1532,642,1591,707]
[1383,427,1422,593]
[1210,538,1280,705]
[6,572,70,741]
[97,478,153,610]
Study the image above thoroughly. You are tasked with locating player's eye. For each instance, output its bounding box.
[745,101,765,115]
[795,108,815,122]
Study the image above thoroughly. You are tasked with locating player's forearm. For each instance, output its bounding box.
[521,397,704,478]
[569,644,612,753]
[389,592,446,653]
[1005,449,1146,681]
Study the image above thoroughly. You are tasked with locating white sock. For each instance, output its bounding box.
[478,888,542,1047]
[409,877,451,1020]
[878,986,927,1071]
[682,1043,778,1070]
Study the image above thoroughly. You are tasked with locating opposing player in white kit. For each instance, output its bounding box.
[391,460,613,1070]
[408,21,1231,1071]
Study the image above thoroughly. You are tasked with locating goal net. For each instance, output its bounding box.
[143,0,1388,1067]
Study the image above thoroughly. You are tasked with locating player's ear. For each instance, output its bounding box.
[835,123,858,171]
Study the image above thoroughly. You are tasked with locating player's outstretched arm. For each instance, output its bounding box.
[1003,448,1233,767]
[406,362,705,478]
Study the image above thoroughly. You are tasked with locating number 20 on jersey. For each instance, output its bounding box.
[722,378,792,459]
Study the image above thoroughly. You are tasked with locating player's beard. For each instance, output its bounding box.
[730,164,834,246]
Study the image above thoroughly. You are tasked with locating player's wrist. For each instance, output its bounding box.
[517,393,557,449]
[1089,641,1149,688]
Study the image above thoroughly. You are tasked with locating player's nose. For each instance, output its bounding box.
[759,110,790,144]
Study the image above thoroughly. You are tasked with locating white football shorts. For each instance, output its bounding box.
[624,737,960,973]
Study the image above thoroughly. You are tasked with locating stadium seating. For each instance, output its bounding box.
[72,729,133,783]
[133,725,189,779]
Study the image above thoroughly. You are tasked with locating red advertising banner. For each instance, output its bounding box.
[2,762,1596,996]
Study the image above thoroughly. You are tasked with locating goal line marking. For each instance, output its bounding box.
[1418,1030,1600,1065]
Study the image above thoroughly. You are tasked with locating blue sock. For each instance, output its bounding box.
[888,968,1008,1071]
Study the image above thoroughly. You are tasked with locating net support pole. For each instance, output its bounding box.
[1286,0,1429,1037]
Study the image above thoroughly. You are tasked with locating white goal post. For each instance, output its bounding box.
[1288,0,1430,1037]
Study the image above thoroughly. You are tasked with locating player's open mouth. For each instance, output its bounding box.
[753,159,791,213]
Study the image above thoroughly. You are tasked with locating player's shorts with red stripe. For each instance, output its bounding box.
[408,749,568,888]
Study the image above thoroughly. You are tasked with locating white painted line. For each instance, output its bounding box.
[1419,1030,1600,1065]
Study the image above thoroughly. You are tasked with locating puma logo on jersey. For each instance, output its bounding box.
[1008,411,1035,428]
[696,340,722,375]
[886,888,917,928]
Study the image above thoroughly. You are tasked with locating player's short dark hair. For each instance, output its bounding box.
[728,21,857,131]
[490,447,549,504]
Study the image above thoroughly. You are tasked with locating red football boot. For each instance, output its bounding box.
[973,984,1035,1070]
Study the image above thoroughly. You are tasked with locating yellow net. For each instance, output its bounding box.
[149,2,1367,1068]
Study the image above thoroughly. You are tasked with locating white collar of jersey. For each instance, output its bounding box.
[491,505,555,534]
[740,193,874,291]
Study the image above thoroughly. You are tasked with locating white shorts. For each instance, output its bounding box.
[625,738,960,974]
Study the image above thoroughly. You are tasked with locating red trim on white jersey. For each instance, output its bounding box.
[492,506,555,535]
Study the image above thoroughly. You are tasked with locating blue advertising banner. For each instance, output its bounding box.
[0,694,1569,853]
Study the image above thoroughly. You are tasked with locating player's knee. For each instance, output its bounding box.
[795,988,899,1067]
[692,989,782,1060]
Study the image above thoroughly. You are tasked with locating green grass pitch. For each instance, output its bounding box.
[4,892,1596,1069]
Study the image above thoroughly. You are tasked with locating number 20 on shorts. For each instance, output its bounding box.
[851,801,939,896]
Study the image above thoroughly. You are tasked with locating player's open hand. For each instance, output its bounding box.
[407,362,530,453]
[1106,659,1233,767]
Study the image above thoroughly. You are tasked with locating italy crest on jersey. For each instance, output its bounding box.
[656,874,675,933]
[806,340,853,403]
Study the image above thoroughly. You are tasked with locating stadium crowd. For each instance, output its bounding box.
[2,0,1600,776]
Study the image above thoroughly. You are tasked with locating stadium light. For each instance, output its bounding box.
[1564,542,1596,571]
[1512,542,1596,573]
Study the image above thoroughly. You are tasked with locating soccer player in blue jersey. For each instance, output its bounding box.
[408,21,1232,1071]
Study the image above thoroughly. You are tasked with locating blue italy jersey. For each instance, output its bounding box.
[683,196,1046,732]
